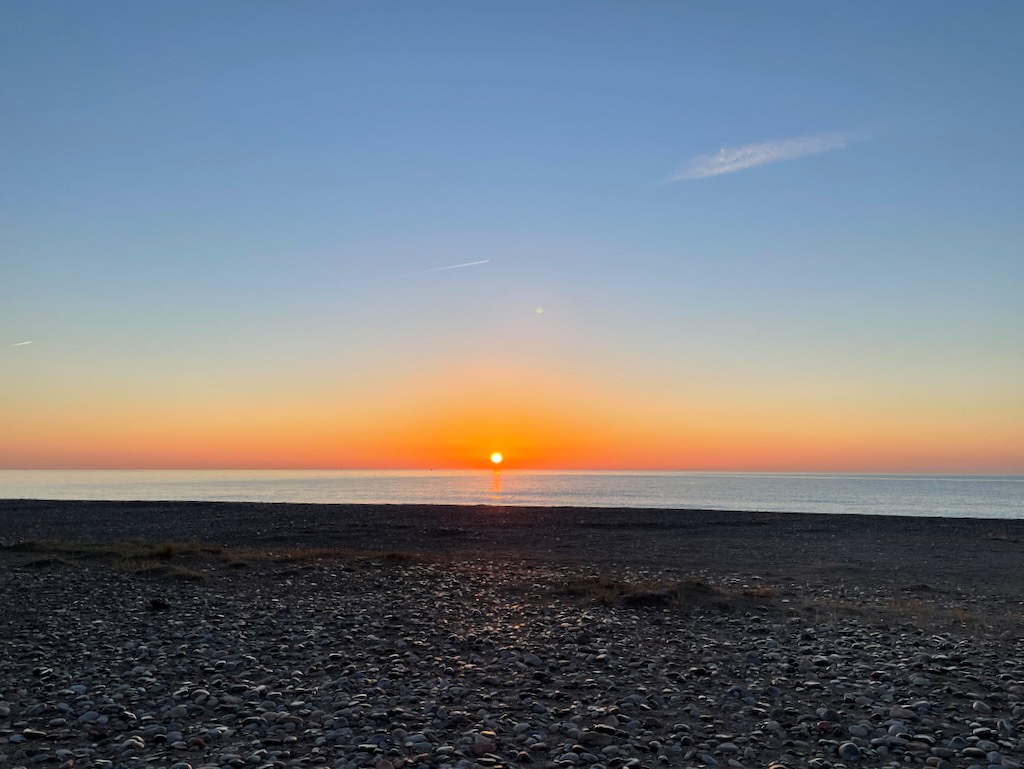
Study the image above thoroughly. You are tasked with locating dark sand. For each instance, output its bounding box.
[2,499,1021,610]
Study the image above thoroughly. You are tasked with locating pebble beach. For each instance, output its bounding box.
[1,500,1022,769]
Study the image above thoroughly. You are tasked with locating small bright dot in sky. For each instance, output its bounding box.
[535,307,544,314]
[490,452,503,465]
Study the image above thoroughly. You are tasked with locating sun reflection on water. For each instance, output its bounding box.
[490,469,502,503]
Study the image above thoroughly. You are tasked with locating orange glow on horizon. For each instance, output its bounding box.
[2,354,1022,473]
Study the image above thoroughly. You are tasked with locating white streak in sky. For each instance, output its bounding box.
[419,259,490,273]
[11,341,33,346]
[669,132,853,181]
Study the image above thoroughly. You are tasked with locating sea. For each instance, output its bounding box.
[1,470,1022,519]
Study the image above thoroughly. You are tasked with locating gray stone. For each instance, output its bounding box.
[838,742,861,762]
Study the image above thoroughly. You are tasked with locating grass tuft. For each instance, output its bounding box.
[563,575,745,613]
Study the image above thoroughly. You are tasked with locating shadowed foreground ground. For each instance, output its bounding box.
[1,500,1023,769]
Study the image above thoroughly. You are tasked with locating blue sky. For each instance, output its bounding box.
[2,1,1022,470]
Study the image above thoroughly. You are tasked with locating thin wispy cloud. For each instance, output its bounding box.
[10,341,33,347]
[669,132,854,181]
[419,259,489,273]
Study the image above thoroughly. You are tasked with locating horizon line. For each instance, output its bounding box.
[2,467,1020,476]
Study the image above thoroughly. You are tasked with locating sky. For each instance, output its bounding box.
[2,1,1023,472]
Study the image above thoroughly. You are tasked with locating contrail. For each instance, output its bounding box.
[11,341,32,346]
[419,259,489,273]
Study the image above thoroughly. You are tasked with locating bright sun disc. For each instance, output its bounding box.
[490,452,503,465]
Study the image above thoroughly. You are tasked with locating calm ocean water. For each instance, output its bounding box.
[1,470,1022,519]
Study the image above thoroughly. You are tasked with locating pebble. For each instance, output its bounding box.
[838,742,862,762]
[0,555,1021,769]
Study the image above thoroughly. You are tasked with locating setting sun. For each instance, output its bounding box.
[490,452,503,465]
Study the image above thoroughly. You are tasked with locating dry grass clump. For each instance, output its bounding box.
[741,585,781,599]
[2,539,217,562]
[0,539,424,580]
[0,539,218,579]
[561,574,1021,638]
[882,598,1016,636]
[134,561,208,581]
[221,545,422,567]
[564,575,766,613]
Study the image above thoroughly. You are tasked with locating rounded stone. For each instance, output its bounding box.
[838,742,862,762]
